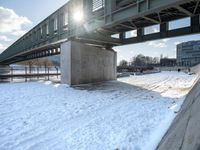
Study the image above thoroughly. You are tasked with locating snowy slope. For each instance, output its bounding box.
[0,71,197,150]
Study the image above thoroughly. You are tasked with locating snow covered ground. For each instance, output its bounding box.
[0,71,197,150]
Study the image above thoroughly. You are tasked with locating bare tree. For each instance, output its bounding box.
[119,60,128,66]
[130,54,160,66]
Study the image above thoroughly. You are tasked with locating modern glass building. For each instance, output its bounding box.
[177,40,200,66]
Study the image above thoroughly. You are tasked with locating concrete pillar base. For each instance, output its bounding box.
[60,41,117,85]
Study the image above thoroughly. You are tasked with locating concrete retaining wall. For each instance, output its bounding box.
[191,64,200,76]
[157,64,200,150]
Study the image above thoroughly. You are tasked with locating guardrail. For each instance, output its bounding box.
[0,66,61,82]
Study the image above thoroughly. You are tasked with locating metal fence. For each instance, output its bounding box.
[0,66,61,83]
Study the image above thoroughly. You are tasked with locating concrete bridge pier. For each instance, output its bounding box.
[0,65,10,82]
[60,41,117,85]
[0,65,10,74]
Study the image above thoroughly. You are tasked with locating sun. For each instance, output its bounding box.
[73,9,84,23]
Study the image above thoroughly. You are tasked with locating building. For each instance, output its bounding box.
[177,40,200,66]
[160,58,176,67]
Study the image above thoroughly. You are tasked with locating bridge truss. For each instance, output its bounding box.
[0,0,200,64]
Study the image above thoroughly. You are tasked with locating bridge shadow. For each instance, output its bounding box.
[72,78,187,100]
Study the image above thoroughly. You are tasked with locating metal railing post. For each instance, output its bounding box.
[48,67,50,80]
[25,66,27,82]
[37,67,39,80]
[11,67,13,82]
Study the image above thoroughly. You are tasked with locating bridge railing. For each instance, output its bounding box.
[0,66,61,82]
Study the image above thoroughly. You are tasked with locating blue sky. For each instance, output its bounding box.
[0,0,200,64]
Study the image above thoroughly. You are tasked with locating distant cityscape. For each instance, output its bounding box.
[118,40,200,67]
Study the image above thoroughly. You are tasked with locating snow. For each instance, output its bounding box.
[0,71,197,150]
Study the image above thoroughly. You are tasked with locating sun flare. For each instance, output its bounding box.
[73,9,84,23]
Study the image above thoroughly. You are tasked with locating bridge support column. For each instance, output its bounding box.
[0,65,10,82]
[60,41,117,85]
[0,65,10,74]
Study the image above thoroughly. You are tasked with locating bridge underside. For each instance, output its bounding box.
[100,1,200,34]
[73,0,200,46]
[0,0,200,65]
[1,44,61,65]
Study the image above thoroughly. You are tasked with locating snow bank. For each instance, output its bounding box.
[0,71,197,150]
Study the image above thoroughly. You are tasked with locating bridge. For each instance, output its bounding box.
[0,0,200,85]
